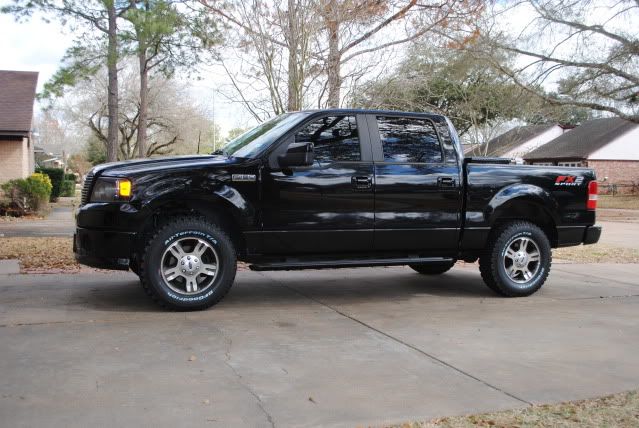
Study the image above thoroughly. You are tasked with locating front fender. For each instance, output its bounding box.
[134,170,257,228]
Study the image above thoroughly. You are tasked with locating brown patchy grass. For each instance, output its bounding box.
[0,237,251,273]
[391,390,639,428]
[553,243,639,264]
[0,237,80,273]
[599,195,639,210]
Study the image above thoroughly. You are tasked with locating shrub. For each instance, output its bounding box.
[60,179,76,197]
[65,173,77,183]
[0,173,52,215]
[36,167,64,201]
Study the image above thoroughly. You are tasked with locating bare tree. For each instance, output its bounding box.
[2,0,134,162]
[122,0,220,158]
[474,0,639,122]
[58,63,218,160]
[316,0,484,107]
[200,0,319,119]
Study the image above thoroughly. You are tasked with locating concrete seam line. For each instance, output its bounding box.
[554,294,639,301]
[260,272,533,407]
[221,358,276,428]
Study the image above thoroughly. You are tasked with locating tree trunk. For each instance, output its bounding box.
[287,0,300,111]
[326,17,341,108]
[137,45,148,158]
[106,1,119,163]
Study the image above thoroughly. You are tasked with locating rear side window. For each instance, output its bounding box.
[295,115,360,162]
[376,116,442,163]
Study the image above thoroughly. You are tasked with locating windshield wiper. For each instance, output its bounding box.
[212,149,226,156]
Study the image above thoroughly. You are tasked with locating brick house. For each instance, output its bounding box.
[469,124,570,158]
[524,117,639,192]
[0,70,39,183]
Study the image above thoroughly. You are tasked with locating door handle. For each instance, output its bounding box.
[351,176,372,190]
[438,177,456,187]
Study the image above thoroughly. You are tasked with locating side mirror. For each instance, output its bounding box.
[278,142,314,167]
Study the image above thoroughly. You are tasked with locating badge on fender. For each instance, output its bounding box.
[232,174,257,182]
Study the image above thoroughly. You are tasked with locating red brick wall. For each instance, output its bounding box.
[586,160,639,193]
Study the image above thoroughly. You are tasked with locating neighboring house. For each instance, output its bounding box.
[0,70,39,183]
[40,157,64,169]
[471,124,569,158]
[525,117,639,189]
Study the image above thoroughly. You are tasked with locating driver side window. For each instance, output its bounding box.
[295,116,361,163]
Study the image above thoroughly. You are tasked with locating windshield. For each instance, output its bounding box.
[220,112,310,158]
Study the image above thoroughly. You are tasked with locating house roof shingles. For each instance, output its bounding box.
[0,70,39,135]
[524,117,638,161]
[476,124,556,157]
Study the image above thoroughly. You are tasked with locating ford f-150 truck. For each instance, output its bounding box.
[74,109,601,310]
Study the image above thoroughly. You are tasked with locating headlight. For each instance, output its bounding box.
[90,178,132,202]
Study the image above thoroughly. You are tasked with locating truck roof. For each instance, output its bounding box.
[297,108,444,118]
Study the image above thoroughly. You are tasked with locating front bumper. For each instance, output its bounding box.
[73,227,136,270]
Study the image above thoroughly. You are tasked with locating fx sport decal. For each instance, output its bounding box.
[231,174,257,182]
[555,175,584,186]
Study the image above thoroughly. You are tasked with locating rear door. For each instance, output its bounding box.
[369,114,463,252]
[260,114,375,254]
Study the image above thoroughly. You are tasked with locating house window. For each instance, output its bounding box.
[558,161,582,167]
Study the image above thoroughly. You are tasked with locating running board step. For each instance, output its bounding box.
[249,257,454,271]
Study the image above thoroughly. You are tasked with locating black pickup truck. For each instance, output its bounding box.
[74,109,601,310]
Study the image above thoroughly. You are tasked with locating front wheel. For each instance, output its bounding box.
[479,221,551,297]
[140,217,237,310]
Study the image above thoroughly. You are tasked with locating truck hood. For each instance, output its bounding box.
[91,154,242,177]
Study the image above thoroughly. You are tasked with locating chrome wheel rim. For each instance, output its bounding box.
[160,237,219,295]
[503,236,541,285]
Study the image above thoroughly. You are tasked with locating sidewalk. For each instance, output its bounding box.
[0,204,75,237]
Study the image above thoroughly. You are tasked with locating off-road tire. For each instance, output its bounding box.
[409,261,455,275]
[479,221,551,297]
[140,217,236,310]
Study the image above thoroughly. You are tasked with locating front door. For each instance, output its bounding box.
[260,114,375,254]
[369,114,463,252]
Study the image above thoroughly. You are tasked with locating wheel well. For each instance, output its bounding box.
[132,200,246,268]
[490,199,558,247]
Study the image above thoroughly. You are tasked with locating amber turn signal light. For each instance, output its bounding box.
[117,179,132,198]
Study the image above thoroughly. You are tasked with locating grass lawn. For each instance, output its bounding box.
[392,390,639,428]
[553,243,639,264]
[0,237,250,272]
[1,238,637,272]
[599,195,639,210]
[0,237,80,272]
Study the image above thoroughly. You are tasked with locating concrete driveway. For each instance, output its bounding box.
[1,263,638,427]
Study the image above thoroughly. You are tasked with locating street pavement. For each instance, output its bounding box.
[597,220,639,249]
[0,205,75,237]
[0,263,638,427]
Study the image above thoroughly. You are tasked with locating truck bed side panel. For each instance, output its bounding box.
[462,164,596,249]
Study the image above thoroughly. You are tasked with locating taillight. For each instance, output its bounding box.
[587,181,598,210]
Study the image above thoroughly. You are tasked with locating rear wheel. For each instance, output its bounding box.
[140,217,236,310]
[409,261,455,275]
[479,221,551,297]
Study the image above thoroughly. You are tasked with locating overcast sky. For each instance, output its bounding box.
[0,11,255,135]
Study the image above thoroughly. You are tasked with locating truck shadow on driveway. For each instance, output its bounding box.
[80,268,495,312]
